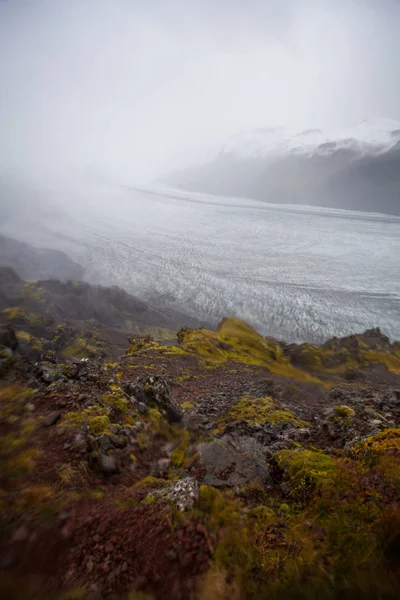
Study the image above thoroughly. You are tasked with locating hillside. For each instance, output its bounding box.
[0,234,84,283]
[1,290,400,597]
[0,267,203,360]
[162,118,400,215]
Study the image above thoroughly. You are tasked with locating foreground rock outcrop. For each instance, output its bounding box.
[1,315,400,599]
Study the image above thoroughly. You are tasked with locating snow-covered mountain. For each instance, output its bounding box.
[221,118,400,159]
[161,118,400,215]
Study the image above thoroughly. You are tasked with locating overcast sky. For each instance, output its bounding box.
[1,0,400,184]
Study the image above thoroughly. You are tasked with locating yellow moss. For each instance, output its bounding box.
[133,476,165,489]
[214,396,308,433]
[364,351,400,375]
[16,330,31,342]
[101,391,129,413]
[170,429,191,467]
[268,361,329,386]
[327,406,354,430]
[350,428,400,466]
[62,407,112,434]
[178,318,327,385]
[181,401,194,410]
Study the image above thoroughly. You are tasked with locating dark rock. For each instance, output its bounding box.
[0,324,18,351]
[110,435,127,449]
[126,376,183,423]
[42,411,61,427]
[98,435,113,453]
[221,419,277,446]
[197,434,272,487]
[97,454,118,475]
[0,550,16,570]
[151,457,171,478]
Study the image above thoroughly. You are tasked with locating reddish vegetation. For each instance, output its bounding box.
[1,320,400,599]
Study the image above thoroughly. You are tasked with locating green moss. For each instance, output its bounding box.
[21,282,45,303]
[276,448,335,501]
[330,404,356,425]
[170,429,191,467]
[2,449,40,477]
[101,392,129,414]
[214,396,308,433]
[61,335,100,358]
[62,407,112,434]
[0,385,34,418]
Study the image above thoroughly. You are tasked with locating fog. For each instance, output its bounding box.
[1,0,400,186]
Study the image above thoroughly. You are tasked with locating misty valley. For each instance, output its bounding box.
[2,182,400,343]
[2,2,400,598]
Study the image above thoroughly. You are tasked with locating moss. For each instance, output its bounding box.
[276,448,335,501]
[101,392,129,414]
[3,306,43,326]
[329,404,356,425]
[3,449,40,477]
[143,495,156,504]
[364,350,400,375]
[133,476,166,489]
[62,407,112,435]
[0,385,34,419]
[61,335,100,358]
[181,401,194,410]
[214,396,308,433]
[350,428,400,466]
[20,282,45,303]
[178,318,327,386]
[16,330,31,342]
[170,429,191,467]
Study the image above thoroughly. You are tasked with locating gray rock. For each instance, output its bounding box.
[197,434,272,487]
[36,362,62,384]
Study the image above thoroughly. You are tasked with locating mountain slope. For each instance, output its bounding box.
[0,267,204,358]
[0,233,84,282]
[162,118,400,215]
[1,311,400,599]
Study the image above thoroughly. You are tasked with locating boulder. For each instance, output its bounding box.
[126,376,183,423]
[0,325,18,352]
[197,434,272,487]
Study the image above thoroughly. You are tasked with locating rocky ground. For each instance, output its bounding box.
[1,314,400,599]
